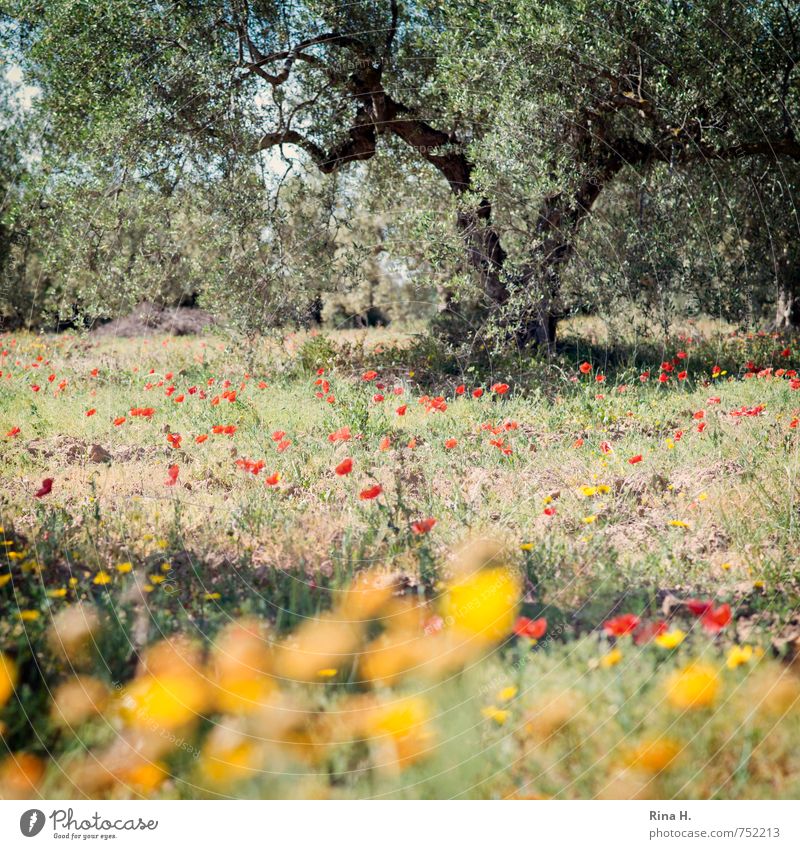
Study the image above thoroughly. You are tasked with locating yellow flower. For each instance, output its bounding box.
[119,673,209,731]
[655,629,686,650]
[316,668,338,678]
[116,562,133,573]
[149,574,166,584]
[155,539,168,550]
[520,542,533,551]
[497,685,518,702]
[580,486,598,497]
[161,562,172,572]
[93,572,112,585]
[481,706,509,725]
[19,610,40,621]
[726,645,754,670]
[440,566,521,643]
[204,592,221,601]
[47,588,68,598]
[666,663,720,710]
[366,696,433,767]
[599,648,623,668]
[0,574,12,588]
[625,737,681,773]
[669,520,689,528]
[0,652,17,707]
[582,515,598,524]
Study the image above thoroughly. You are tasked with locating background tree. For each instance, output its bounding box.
[2,0,799,346]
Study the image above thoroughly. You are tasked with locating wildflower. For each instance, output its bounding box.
[113,416,126,426]
[93,572,112,586]
[579,362,592,374]
[497,686,518,702]
[628,454,643,464]
[34,478,53,498]
[701,603,732,633]
[85,409,96,417]
[328,426,351,442]
[264,472,280,486]
[379,436,391,450]
[335,458,353,476]
[514,616,547,640]
[481,706,509,725]
[603,613,640,637]
[116,562,133,573]
[441,566,521,643]
[654,629,686,649]
[599,648,623,668]
[599,440,613,454]
[666,663,720,710]
[444,438,458,449]
[472,388,484,398]
[396,404,407,415]
[411,517,437,535]
[491,383,509,394]
[726,644,754,669]
[195,434,208,444]
[0,652,17,707]
[669,520,689,528]
[625,737,681,773]
[6,426,20,438]
[359,484,383,500]
[164,465,179,486]
[362,370,378,381]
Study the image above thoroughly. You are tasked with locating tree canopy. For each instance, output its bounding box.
[1,1,799,346]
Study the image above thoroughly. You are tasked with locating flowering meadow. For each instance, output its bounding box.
[1,326,800,800]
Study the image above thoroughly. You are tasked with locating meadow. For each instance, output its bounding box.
[1,323,800,800]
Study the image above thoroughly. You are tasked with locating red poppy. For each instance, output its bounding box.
[677,371,687,380]
[701,603,732,633]
[579,362,592,374]
[276,439,291,453]
[164,465,179,486]
[455,384,465,395]
[359,484,383,500]
[328,426,352,443]
[491,382,509,394]
[599,441,613,454]
[472,388,484,398]
[603,613,640,637]
[6,426,20,438]
[396,404,407,416]
[411,517,437,535]
[573,437,584,448]
[34,477,53,498]
[86,408,96,417]
[113,416,126,426]
[195,434,208,444]
[685,598,713,616]
[543,506,557,516]
[166,433,182,449]
[444,438,458,449]
[362,370,378,381]
[595,374,605,383]
[271,430,286,442]
[379,436,391,451]
[628,454,643,464]
[335,458,353,476]
[514,616,547,639]
[265,472,280,486]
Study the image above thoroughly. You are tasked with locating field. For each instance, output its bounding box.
[2,324,800,800]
